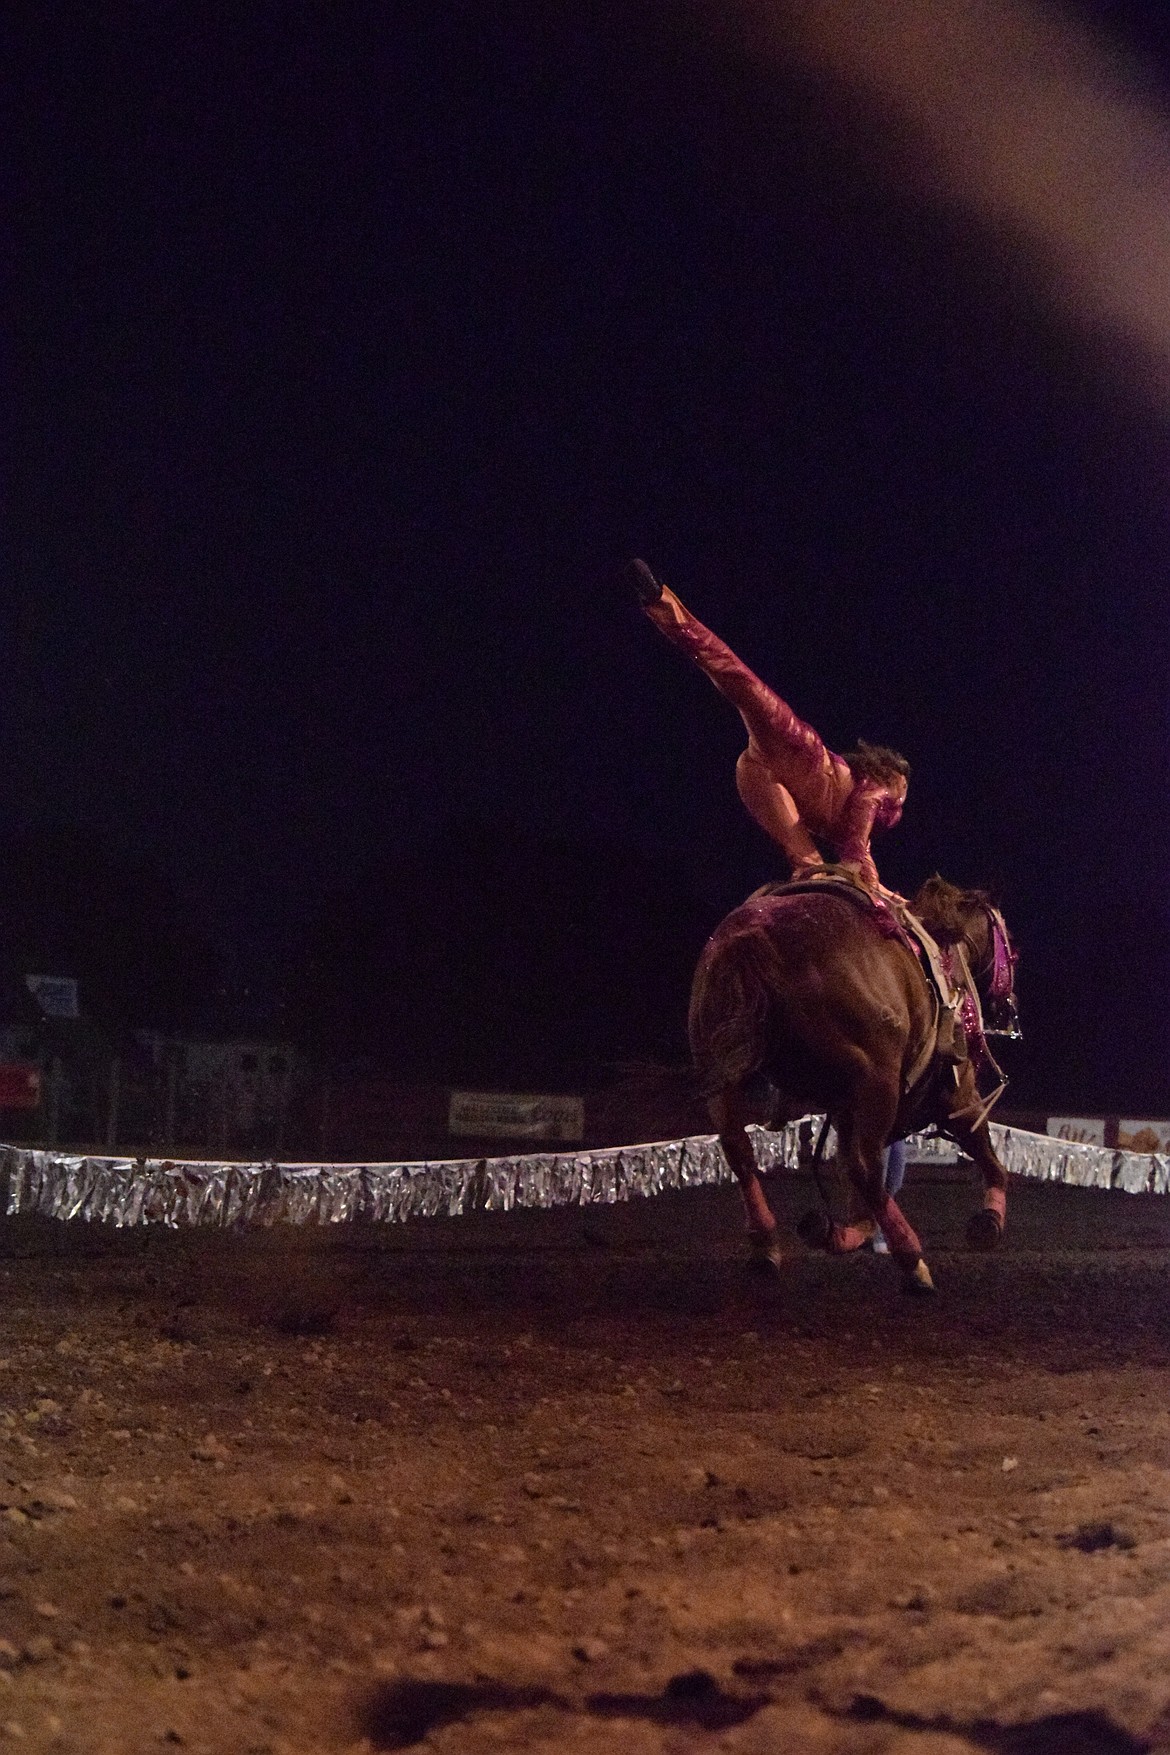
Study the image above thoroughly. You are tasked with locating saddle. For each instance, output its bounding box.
[748,868,971,1103]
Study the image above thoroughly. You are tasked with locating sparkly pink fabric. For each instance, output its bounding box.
[645,592,901,889]
[985,909,1019,1016]
[941,946,991,1074]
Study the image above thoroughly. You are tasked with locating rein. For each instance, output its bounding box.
[940,901,1018,1129]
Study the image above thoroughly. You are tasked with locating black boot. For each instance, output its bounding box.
[626,557,664,606]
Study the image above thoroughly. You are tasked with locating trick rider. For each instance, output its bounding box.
[629,559,910,894]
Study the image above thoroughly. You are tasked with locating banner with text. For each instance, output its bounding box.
[448,1090,585,1143]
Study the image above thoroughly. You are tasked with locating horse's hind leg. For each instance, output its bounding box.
[709,1085,784,1274]
[839,1080,935,1295]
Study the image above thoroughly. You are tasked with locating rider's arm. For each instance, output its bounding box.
[833,784,884,890]
[736,748,824,875]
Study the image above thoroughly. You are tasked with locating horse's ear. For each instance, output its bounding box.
[911,873,947,911]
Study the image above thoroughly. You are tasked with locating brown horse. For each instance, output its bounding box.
[688,874,1018,1294]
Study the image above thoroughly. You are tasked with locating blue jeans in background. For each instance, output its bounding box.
[872,1139,908,1252]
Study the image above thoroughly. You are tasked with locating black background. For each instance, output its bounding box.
[7,1,1170,1109]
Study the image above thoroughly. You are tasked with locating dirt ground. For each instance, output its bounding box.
[1,1166,1169,1755]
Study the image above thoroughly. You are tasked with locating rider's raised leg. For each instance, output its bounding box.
[709,1085,783,1273]
[638,582,840,815]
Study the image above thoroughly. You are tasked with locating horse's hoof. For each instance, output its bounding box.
[750,1235,785,1277]
[965,1209,1004,1251]
[796,1208,833,1250]
[899,1258,936,1296]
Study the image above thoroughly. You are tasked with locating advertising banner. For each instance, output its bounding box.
[1118,1120,1170,1154]
[1046,1116,1105,1145]
[448,1090,585,1143]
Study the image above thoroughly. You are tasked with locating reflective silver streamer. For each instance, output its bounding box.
[989,1126,1170,1196]
[1,1120,1165,1230]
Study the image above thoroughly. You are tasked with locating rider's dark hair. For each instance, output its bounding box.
[842,740,911,785]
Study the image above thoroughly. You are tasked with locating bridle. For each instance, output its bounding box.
[966,902,1021,1039]
[935,898,1019,1133]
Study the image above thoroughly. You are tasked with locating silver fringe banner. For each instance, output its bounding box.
[1,1118,1165,1230]
[0,1128,783,1231]
[991,1125,1170,1196]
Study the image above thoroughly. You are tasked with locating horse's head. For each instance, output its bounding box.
[910,875,1021,1038]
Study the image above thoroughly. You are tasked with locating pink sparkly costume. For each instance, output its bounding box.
[644,586,904,891]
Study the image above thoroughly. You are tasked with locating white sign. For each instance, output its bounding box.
[1118,1120,1170,1154]
[448,1090,585,1143]
[25,975,79,1019]
[1046,1116,1105,1145]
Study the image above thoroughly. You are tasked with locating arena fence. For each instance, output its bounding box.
[2,1119,1169,1230]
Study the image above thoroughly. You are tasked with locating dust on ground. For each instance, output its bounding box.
[1,1170,1169,1754]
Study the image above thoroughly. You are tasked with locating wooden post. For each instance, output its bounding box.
[320,1079,332,1158]
[105,1056,121,1151]
[164,1052,179,1153]
[274,1061,291,1157]
[47,1057,63,1147]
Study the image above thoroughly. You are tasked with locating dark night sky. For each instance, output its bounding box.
[7,1,1170,1109]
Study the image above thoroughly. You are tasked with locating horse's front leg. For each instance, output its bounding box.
[839,1083,935,1295]
[709,1086,784,1274]
[944,1072,1009,1248]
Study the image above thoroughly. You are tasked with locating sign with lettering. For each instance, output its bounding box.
[448,1090,585,1143]
[1046,1116,1105,1145]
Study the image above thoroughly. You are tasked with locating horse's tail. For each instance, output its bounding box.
[688,917,783,1099]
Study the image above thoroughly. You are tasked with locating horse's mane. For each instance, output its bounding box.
[910,874,993,946]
